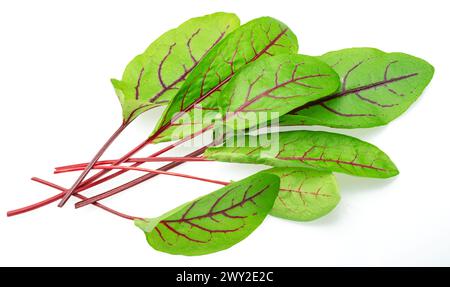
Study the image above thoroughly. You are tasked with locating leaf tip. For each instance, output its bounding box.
[381,162,400,178]
[391,166,400,177]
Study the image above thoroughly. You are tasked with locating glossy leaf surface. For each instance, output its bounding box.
[264,167,340,221]
[112,12,240,122]
[204,131,399,178]
[218,54,340,130]
[280,48,434,128]
[135,172,279,256]
[150,16,298,142]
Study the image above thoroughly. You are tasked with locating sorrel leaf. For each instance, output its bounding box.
[279,48,434,128]
[204,130,399,178]
[134,172,280,256]
[149,16,298,143]
[263,167,340,221]
[217,54,340,130]
[112,12,240,122]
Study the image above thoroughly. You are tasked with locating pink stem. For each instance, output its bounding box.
[74,146,209,208]
[7,177,142,221]
[7,150,226,217]
[54,157,209,173]
[57,122,130,207]
[70,165,229,186]
[7,146,189,217]
[14,127,215,216]
[60,124,212,207]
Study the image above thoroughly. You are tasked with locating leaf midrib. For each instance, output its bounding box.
[163,184,271,223]
[277,156,387,171]
[290,72,418,114]
[156,28,289,134]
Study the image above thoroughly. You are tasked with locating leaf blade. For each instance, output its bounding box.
[113,12,240,122]
[204,130,399,178]
[218,54,340,130]
[279,48,434,128]
[263,167,340,221]
[150,16,299,143]
[135,172,280,256]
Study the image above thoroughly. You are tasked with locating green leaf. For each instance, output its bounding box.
[204,130,399,178]
[279,48,434,128]
[263,167,340,221]
[135,172,280,256]
[149,16,299,143]
[112,12,240,122]
[217,54,340,130]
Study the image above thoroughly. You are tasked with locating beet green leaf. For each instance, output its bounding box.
[263,167,340,221]
[217,54,340,130]
[279,48,434,128]
[112,12,240,122]
[204,130,398,178]
[150,16,298,143]
[135,172,280,256]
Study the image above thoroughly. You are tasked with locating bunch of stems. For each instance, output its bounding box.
[7,125,227,220]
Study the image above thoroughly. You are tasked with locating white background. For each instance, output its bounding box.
[1,0,449,267]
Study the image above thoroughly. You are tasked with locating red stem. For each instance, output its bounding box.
[7,145,176,217]
[65,165,229,186]
[59,122,212,207]
[7,177,141,220]
[46,48,238,208]
[13,125,214,216]
[58,122,130,207]
[75,147,208,208]
[54,157,209,173]
[75,127,221,208]
[72,141,178,191]
[7,147,210,217]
